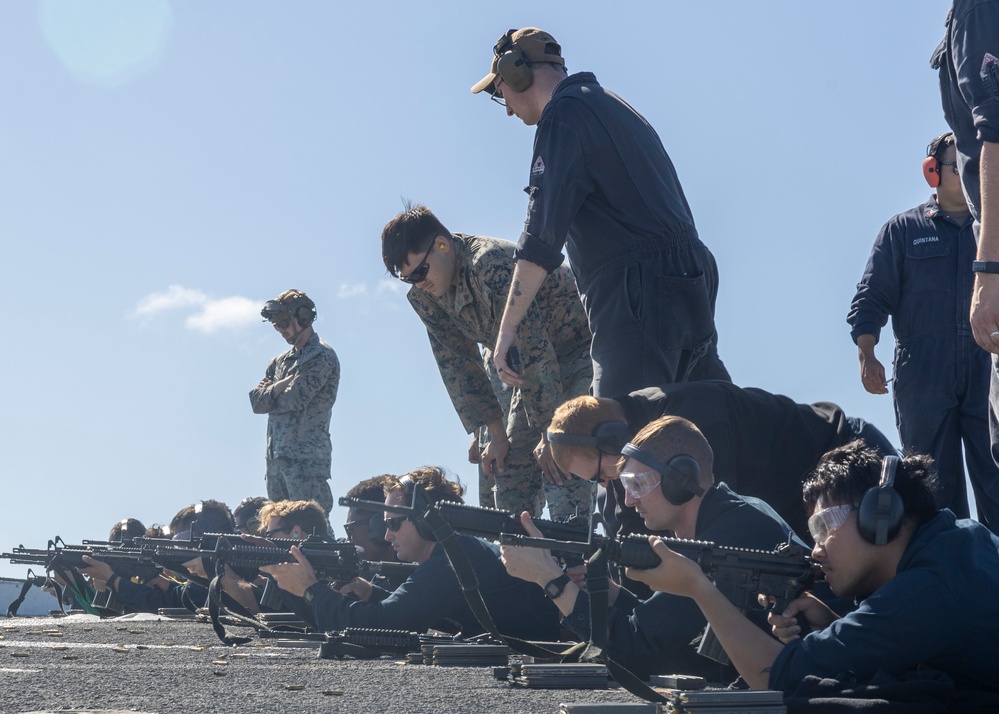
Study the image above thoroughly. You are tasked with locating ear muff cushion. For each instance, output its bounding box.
[368,513,389,546]
[661,454,701,505]
[857,456,905,545]
[857,485,905,545]
[922,156,940,188]
[496,48,533,92]
[399,475,436,541]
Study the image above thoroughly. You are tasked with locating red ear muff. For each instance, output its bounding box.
[922,155,940,188]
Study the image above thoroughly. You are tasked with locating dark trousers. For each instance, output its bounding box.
[583,242,730,398]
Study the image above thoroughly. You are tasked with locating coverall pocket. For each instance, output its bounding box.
[656,270,715,350]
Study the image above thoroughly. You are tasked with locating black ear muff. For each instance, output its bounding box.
[399,475,437,541]
[660,454,702,505]
[857,455,905,546]
[368,513,389,547]
[547,421,631,455]
[922,155,940,188]
[620,444,705,506]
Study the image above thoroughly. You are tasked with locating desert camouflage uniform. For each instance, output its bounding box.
[249,332,340,517]
[410,234,594,518]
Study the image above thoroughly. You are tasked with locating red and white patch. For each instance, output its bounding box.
[531,156,546,176]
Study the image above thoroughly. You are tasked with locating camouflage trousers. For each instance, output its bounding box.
[478,350,595,520]
[265,456,334,518]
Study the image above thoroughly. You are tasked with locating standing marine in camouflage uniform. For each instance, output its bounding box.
[381,206,594,519]
[249,290,340,517]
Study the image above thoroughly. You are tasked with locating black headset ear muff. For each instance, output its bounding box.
[857,455,906,546]
[547,421,631,455]
[367,513,389,547]
[620,444,705,506]
[494,30,534,93]
[398,475,437,541]
[660,455,702,505]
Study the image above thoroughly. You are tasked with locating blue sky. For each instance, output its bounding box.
[0,1,958,577]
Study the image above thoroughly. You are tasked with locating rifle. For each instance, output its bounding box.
[337,496,590,566]
[499,530,819,663]
[149,534,415,585]
[3,538,163,586]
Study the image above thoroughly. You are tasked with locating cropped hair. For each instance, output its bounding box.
[347,475,396,513]
[108,518,146,543]
[169,499,235,536]
[381,203,451,277]
[384,466,465,506]
[626,415,715,488]
[927,131,955,161]
[548,395,627,469]
[258,500,328,538]
[802,441,939,526]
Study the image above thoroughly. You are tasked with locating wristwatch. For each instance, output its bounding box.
[543,573,571,600]
[302,582,322,606]
[972,261,999,274]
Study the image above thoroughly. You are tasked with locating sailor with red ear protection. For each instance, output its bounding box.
[848,132,999,525]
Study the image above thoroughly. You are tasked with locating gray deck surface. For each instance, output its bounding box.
[0,614,654,713]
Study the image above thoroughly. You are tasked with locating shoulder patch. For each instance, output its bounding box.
[531,155,546,176]
[981,53,999,97]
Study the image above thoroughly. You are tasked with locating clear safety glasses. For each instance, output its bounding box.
[807,504,857,545]
[618,470,662,500]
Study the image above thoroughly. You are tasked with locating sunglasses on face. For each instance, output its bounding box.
[272,318,292,330]
[384,515,411,532]
[399,242,435,285]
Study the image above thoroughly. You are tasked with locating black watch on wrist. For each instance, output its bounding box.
[543,573,571,600]
[302,582,322,606]
[972,261,999,274]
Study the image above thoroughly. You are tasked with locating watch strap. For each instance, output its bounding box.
[972,261,999,274]
[543,573,570,600]
[303,582,322,606]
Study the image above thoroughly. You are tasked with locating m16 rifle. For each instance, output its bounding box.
[499,530,819,664]
[337,496,590,566]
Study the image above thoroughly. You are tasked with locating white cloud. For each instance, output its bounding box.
[131,285,261,334]
[131,285,207,317]
[185,296,261,333]
[377,279,406,296]
[338,283,368,299]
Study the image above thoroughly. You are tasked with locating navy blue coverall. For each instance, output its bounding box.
[848,198,997,524]
[934,0,999,529]
[514,72,729,396]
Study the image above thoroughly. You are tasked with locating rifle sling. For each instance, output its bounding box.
[421,504,574,661]
[6,578,36,617]
[582,545,670,705]
[205,562,269,646]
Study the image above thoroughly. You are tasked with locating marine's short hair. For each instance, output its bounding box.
[383,466,465,506]
[547,395,627,469]
[258,500,328,538]
[802,441,939,526]
[626,415,715,489]
[381,204,451,278]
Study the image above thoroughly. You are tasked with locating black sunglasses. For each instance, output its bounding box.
[399,242,434,285]
[384,515,411,532]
